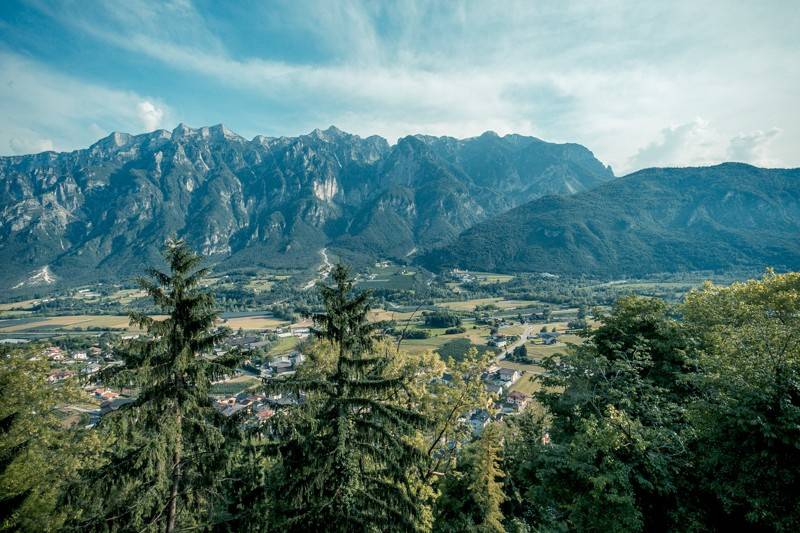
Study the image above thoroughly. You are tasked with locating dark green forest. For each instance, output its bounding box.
[1,241,799,532]
[423,164,800,276]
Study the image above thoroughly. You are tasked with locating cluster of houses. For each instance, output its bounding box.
[448,268,476,283]
[487,334,510,348]
[464,390,532,436]
[529,331,561,345]
[275,327,310,339]
[482,364,522,394]
[27,310,546,441]
[222,326,311,353]
[260,351,306,378]
[44,345,115,382]
[213,391,301,422]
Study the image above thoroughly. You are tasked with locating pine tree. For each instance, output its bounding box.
[68,239,240,532]
[434,423,506,533]
[265,264,429,532]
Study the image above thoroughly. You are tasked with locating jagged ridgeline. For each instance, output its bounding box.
[0,125,612,290]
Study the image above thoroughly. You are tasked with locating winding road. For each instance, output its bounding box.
[302,248,333,290]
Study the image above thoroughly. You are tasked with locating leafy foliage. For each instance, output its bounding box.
[0,349,94,531]
[504,297,696,531]
[424,311,463,329]
[683,272,800,529]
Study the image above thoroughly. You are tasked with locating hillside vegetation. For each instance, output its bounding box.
[423,164,800,275]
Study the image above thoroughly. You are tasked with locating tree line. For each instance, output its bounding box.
[1,240,798,531]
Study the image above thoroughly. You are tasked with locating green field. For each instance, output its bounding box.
[397,323,495,354]
[211,375,261,396]
[267,336,300,355]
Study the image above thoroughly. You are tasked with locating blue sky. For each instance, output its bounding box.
[0,0,798,173]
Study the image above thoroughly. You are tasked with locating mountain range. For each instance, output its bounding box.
[422,163,800,276]
[0,125,613,289]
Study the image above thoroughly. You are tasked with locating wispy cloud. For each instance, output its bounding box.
[628,119,719,169]
[0,52,171,154]
[5,0,799,172]
[727,128,783,167]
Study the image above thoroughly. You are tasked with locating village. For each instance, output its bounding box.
[4,304,580,439]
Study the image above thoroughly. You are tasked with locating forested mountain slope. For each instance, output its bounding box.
[422,164,800,275]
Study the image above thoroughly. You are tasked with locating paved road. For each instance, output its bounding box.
[302,248,333,290]
[498,324,534,361]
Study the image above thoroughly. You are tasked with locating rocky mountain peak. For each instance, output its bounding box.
[0,126,615,290]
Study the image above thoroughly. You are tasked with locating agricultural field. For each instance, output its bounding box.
[0,314,171,333]
[244,278,274,293]
[521,333,583,359]
[397,322,495,355]
[0,315,134,333]
[367,308,420,322]
[437,297,544,312]
[0,298,42,311]
[470,272,516,284]
[508,372,542,395]
[356,262,433,291]
[107,289,147,304]
[222,315,288,330]
[0,311,293,334]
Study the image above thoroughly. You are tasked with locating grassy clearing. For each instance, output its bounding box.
[498,360,545,372]
[509,374,542,395]
[437,298,541,312]
[108,289,147,304]
[267,336,300,356]
[397,324,494,355]
[471,272,515,284]
[357,273,419,291]
[0,315,128,332]
[520,333,584,359]
[437,298,505,311]
[244,279,274,293]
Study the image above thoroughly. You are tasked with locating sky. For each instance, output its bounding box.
[0,0,798,174]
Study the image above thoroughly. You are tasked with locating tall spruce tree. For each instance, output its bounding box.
[265,264,429,532]
[68,239,239,532]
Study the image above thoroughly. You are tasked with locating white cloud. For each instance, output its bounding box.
[628,119,721,170]
[627,121,786,171]
[727,128,783,166]
[0,52,173,155]
[13,0,800,172]
[8,136,55,155]
[137,100,166,131]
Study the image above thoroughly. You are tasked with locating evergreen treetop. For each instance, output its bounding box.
[67,239,239,532]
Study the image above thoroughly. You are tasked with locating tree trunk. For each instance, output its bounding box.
[166,412,182,533]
